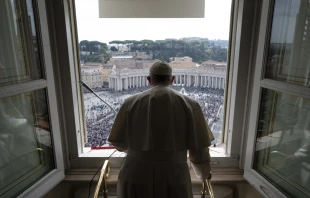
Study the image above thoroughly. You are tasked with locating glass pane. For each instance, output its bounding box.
[0,89,55,198]
[0,0,43,87]
[266,0,310,86]
[254,88,310,197]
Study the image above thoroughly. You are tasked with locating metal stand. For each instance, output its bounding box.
[93,160,110,198]
[201,178,214,198]
[94,161,214,198]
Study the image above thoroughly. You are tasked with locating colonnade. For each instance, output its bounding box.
[172,74,226,89]
[109,73,226,91]
[109,75,148,90]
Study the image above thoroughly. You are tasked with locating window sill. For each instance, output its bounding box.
[79,147,228,158]
[64,167,244,184]
[74,147,237,169]
[79,148,125,157]
[64,168,243,196]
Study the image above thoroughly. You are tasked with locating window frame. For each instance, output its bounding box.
[244,0,310,197]
[0,0,65,197]
[59,0,259,169]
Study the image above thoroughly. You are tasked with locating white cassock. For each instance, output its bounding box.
[108,85,213,198]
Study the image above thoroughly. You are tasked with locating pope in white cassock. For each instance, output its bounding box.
[108,61,213,198]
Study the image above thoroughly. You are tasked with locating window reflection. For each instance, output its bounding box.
[0,89,54,198]
[266,0,310,86]
[254,88,310,197]
[0,0,43,87]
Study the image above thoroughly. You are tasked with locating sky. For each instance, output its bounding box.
[75,0,232,43]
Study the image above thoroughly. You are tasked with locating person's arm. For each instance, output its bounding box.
[188,102,212,181]
[294,136,310,161]
[108,102,128,151]
[189,147,211,181]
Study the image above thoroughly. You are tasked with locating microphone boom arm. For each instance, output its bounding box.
[79,80,117,115]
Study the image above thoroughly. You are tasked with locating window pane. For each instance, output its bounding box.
[254,88,310,197]
[0,0,43,87]
[266,0,310,86]
[0,89,55,198]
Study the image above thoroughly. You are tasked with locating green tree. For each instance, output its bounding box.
[79,40,110,63]
[89,41,102,54]
[105,38,228,63]
[80,40,89,52]
[110,46,118,51]
[99,43,108,54]
[109,40,124,50]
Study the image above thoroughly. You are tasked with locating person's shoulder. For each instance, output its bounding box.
[124,89,151,104]
[169,88,198,105]
[123,94,137,104]
[184,96,200,109]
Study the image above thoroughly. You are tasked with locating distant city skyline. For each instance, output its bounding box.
[75,0,232,43]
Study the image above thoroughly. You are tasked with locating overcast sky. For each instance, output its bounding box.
[75,0,232,43]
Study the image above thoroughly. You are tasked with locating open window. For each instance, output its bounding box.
[244,0,310,197]
[72,0,234,159]
[0,0,64,197]
[57,0,260,169]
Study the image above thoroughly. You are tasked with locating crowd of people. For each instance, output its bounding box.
[84,86,224,147]
[187,87,224,127]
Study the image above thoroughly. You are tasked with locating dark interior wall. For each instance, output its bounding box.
[43,180,264,198]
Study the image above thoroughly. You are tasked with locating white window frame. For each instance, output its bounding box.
[0,0,65,197]
[59,0,259,169]
[244,0,310,197]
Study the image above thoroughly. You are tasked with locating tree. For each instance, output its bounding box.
[109,40,124,50]
[110,46,118,51]
[109,40,124,45]
[99,43,108,54]
[80,40,90,54]
[123,40,136,51]
[89,41,102,54]
[79,40,109,63]
[104,38,228,63]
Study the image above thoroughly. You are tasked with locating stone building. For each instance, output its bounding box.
[106,56,154,69]
[169,56,197,69]
[200,60,227,73]
[81,64,103,88]
[101,68,110,83]
[135,52,152,60]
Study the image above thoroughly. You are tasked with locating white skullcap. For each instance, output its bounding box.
[149,61,172,76]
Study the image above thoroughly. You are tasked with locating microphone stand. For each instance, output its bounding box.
[79,80,117,115]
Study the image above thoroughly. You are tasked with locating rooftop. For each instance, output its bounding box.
[111,56,133,59]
